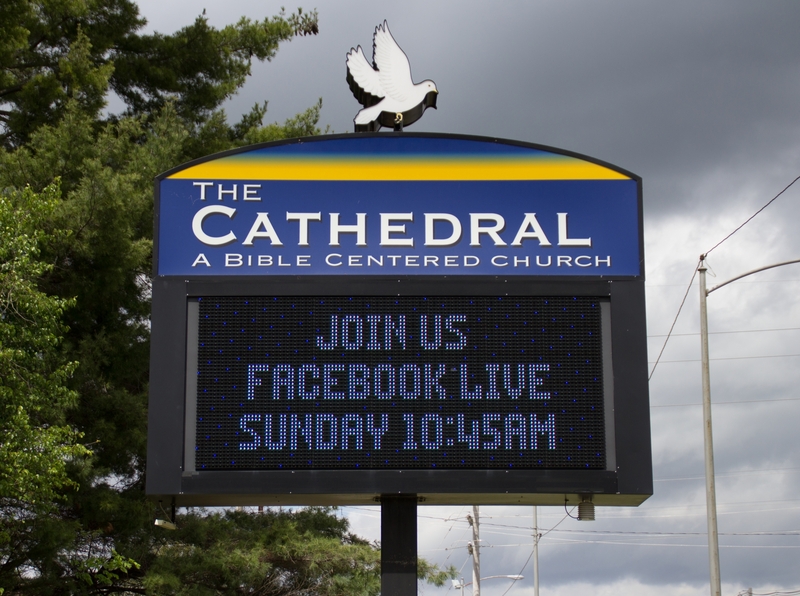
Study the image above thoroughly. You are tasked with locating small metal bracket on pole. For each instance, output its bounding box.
[707,257,800,295]
[394,112,404,132]
[154,498,178,530]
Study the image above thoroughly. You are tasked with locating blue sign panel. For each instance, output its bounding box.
[156,134,642,277]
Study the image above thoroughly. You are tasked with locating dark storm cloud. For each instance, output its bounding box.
[210,0,800,219]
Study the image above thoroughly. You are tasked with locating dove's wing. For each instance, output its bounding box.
[346,45,384,99]
[372,21,414,102]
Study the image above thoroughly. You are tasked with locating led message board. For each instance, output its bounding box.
[147,133,652,507]
[192,295,607,471]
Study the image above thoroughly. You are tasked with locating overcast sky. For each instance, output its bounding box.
[136,1,800,594]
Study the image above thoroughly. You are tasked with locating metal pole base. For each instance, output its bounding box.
[381,494,418,596]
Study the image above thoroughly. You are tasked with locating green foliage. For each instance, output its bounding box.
[417,558,458,588]
[138,507,456,596]
[239,99,330,146]
[0,181,91,588]
[74,550,141,590]
[0,0,332,594]
[0,0,144,146]
[184,98,329,159]
[111,8,318,124]
[0,0,319,148]
[143,508,380,596]
[9,104,186,478]
[0,181,89,503]
[0,2,449,594]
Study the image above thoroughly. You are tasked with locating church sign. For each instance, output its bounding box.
[156,134,642,277]
[146,133,652,507]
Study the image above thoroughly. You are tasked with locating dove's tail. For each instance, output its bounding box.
[354,104,384,128]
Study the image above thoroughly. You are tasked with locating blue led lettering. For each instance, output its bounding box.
[247,364,269,399]
[374,364,395,399]
[366,413,389,449]
[486,363,501,399]
[420,314,442,349]
[316,315,337,350]
[531,413,556,449]
[421,413,443,449]
[444,314,467,350]
[385,314,406,350]
[482,413,501,449]
[264,413,287,450]
[323,364,345,399]
[402,413,418,449]
[272,364,294,399]
[289,413,313,449]
[341,314,363,350]
[399,364,421,399]
[423,363,447,399]
[239,414,261,449]
[198,296,604,471]
[349,364,370,399]
[504,364,526,399]
[530,364,550,399]
[298,364,319,399]
[366,314,382,349]
[457,414,481,450]
[504,413,527,449]
[341,414,363,450]
[460,364,482,399]
[315,413,338,450]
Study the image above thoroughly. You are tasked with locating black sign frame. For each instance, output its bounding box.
[147,275,651,506]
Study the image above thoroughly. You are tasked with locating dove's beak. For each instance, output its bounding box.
[426,90,438,110]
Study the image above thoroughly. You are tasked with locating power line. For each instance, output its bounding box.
[411,498,800,524]
[648,261,698,380]
[496,509,574,596]
[652,396,800,408]
[648,353,800,364]
[654,466,800,481]
[484,539,800,549]
[648,279,800,288]
[649,174,800,381]
[704,173,800,257]
[648,326,800,338]
[526,528,800,537]
[449,517,800,538]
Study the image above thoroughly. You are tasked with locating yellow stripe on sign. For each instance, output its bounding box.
[167,156,630,181]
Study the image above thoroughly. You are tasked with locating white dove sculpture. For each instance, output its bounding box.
[346,21,438,132]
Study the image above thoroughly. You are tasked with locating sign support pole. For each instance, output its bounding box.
[533,506,540,596]
[381,495,418,596]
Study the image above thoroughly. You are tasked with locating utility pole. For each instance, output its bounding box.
[533,506,540,596]
[698,260,721,596]
[696,256,800,596]
[468,506,481,596]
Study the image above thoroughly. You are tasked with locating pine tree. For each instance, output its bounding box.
[0,3,455,593]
